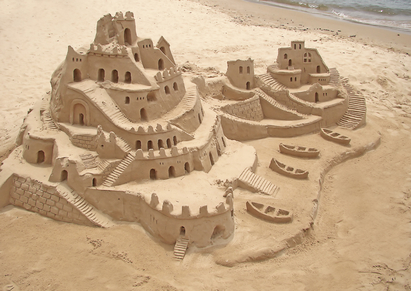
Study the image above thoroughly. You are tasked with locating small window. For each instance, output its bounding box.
[112,70,118,83]
[247,66,250,74]
[284,54,287,59]
[98,68,105,82]
[134,53,139,62]
[295,77,297,81]
[294,44,296,49]
[125,71,131,83]
[173,82,178,91]
[290,77,293,82]
[239,66,243,74]
[125,96,130,104]
[299,44,302,49]
[165,86,170,94]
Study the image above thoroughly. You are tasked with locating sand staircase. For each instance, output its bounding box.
[42,110,58,130]
[56,184,115,228]
[329,68,340,87]
[258,73,287,91]
[174,236,189,261]
[102,151,135,187]
[337,80,366,129]
[79,153,98,169]
[69,81,133,128]
[238,167,279,196]
[116,136,132,152]
[255,88,306,118]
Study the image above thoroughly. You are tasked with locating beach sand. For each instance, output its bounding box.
[0,0,411,290]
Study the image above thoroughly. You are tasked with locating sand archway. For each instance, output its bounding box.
[158,59,164,70]
[37,150,45,163]
[98,68,105,82]
[73,69,81,82]
[124,28,132,45]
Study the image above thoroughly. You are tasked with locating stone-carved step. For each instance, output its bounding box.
[116,136,132,153]
[97,159,111,172]
[80,153,98,169]
[337,82,366,129]
[56,184,115,228]
[255,88,306,118]
[258,73,287,91]
[42,110,58,130]
[102,152,135,187]
[174,236,189,261]
[238,167,279,196]
[329,68,340,87]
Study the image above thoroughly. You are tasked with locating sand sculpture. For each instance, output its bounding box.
[0,11,367,261]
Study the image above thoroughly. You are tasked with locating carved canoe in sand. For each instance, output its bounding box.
[320,128,351,145]
[246,201,293,223]
[269,158,309,179]
[279,143,320,158]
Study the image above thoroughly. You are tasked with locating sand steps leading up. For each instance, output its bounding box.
[97,159,111,172]
[258,73,287,91]
[42,110,58,130]
[238,167,279,196]
[102,152,135,187]
[116,136,132,153]
[79,153,98,169]
[255,88,306,119]
[337,81,366,129]
[174,237,189,261]
[329,68,340,87]
[56,184,115,228]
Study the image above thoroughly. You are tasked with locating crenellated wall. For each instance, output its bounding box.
[83,188,234,247]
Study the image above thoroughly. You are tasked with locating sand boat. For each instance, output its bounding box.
[279,143,320,158]
[246,201,293,223]
[269,158,309,179]
[320,128,351,145]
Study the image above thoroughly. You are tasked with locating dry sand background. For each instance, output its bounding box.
[1,0,411,290]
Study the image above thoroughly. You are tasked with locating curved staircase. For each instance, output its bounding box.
[337,80,366,129]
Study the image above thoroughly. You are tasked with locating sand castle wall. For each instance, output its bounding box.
[293,83,338,103]
[83,189,234,247]
[7,174,94,226]
[221,95,264,121]
[221,84,255,101]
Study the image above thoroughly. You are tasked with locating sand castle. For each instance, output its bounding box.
[0,11,367,260]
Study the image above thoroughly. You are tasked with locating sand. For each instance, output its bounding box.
[1,0,411,290]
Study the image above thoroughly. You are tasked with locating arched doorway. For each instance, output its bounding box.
[166,139,172,148]
[112,70,118,83]
[124,28,132,45]
[168,166,175,178]
[61,170,68,181]
[147,140,153,150]
[73,103,86,125]
[125,71,131,83]
[158,59,164,70]
[150,169,157,180]
[136,140,142,150]
[288,59,293,67]
[73,69,81,82]
[211,225,225,239]
[134,53,139,62]
[173,136,177,145]
[164,86,170,95]
[140,108,147,121]
[98,68,105,82]
[246,81,251,90]
[184,162,190,174]
[158,139,164,149]
[37,151,45,163]
[180,226,186,236]
[209,152,214,166]
[173,82,178,91]
[317,65,321,73]
[315,92,319,103]
[92,178,97,187]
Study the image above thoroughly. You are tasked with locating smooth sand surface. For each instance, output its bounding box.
[1,0,411,290]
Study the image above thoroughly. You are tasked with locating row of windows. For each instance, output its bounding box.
[164,82,179,94]
[149,163,190,180]
[136,136,178,150]
[142,44,152,49]
[290,77,298,82]
[239,66,251,74]
[98,69,132,83]
[72,57,82,62]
